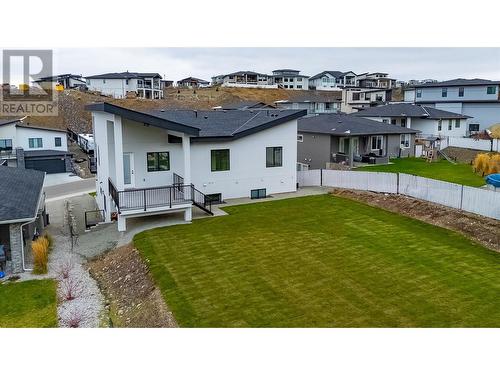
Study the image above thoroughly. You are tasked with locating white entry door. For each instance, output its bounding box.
[123,153,135,188]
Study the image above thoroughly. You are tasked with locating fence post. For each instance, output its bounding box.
[460,184,464,210]
[396,173,400,195]
[320,169,323,187]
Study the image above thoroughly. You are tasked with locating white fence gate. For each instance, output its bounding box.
[298,169,500,220]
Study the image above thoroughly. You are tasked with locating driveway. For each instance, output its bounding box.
[44,178,96,201]
[43,173,82,187]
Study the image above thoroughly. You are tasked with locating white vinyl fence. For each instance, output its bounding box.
[298,169,500,220]
[447,137,499,152]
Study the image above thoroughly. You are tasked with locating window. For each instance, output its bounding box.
[205,193,222,204]
[469,123,480,132]
[55,137,62,147]
[266,146,283,167]
[297,77,302,82]
[364,93,371,101]
[390,119,397,125]
[0,139,12,150]
[382,119,389,123]
[284,78,289,82]
[297,134,304,142]
[458,87,464,97]
[416,89,422,98]
[284,85,288,89]
[401,118,407,127]
[125,79,129,85]
[28,138,43,148]
[371,135,383,151]
[297,85,302,89]
[147,152,170,172]
[289,85,294,89]
[352,92,360,101]
[251,188,266,199]
[438,120,442,131]
[400,134,410,148]
[487,86,496,94]
[455,119,460,128]
[448,120,452,131]
[103,79,106,84]
[211,149,230,171]
[442,88,447,97]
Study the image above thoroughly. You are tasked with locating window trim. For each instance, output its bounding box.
[211,149,230,172]
[54,137,62,147]
[266,146,283,168]
[400,134,410,148]
[458,87,464,97]
[487,86,496,95]
[297,134,304,142]
[147,151,170,172]
[370,135,384,152]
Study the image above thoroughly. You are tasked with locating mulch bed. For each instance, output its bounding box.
[88,244,177,327]
[332,189,500,252]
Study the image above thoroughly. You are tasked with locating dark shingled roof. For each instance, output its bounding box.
[0,118,22,126]
[86,102,306,140]
[276,91,342,104]
[409,78,500,88]
[352,103,470,119]
[86,72,162,79]
[221,100,274,110]
[309,71,356,80]
[0,166,45,223]
[177,77,210,84]
[298,113,419,136]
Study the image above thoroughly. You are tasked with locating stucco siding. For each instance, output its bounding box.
[297,132,332,169]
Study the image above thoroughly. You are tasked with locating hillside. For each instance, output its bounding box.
[1,86,342,134]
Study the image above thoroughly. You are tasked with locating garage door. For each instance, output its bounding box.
[25,158,66,174]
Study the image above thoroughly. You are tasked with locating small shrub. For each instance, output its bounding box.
[473,153,489,175]
[43,233,54,251]
[57,258,74,280]
[474,153,500,176]
[32,238,49,274]
[61,308,88,328]
[59,277,82,301]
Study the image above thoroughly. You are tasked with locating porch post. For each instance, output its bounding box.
[114,115,125,191]
[182,134,192,222]
[349,136,354,168]
[182,134,191,186]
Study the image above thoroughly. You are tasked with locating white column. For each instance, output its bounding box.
[184,207,192,222]
[182,134,191,185]
[114,115,125,191]
[117,215,127,231]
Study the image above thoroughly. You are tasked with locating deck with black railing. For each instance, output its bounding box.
[108,178,213,215]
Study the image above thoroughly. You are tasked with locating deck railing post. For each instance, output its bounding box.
[169,187,172,208]
[144,189,147,211]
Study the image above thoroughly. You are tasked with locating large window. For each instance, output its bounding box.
[211,149,230,171]
[400,134,410,148]
[266,147,283,168]
[371,135,384,151]
[458,87,464,97]
[147,152,170,172]
[442,88,448,97]
[0,139,12,150]
[416,89,422,98]
[28,138,43,148]
[55,137,62,147]
[487,86,497,94]
[455,119,460,128]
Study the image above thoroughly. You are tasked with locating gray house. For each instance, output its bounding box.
[0,166,47,274]
[298,113,419,169]
[403,78,500,133]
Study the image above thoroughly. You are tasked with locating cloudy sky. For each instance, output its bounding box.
[12,48,500,84]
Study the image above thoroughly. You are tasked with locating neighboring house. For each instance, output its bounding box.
[211,71,273,88]
[86,72,165,99]
[297,113,419,169]
[275,91,342,114]
[269,69,309,90]
[33,74,87,90]
[341,88,392,113]
[356,72,396,89]
[0,166,47,274]
[216,101,275,110]
[353,103,470,138]
[0,119,71,173]
[86,102,306,231]
[308,71,357,90]
[403,78,500,132]
[177,77,210,88]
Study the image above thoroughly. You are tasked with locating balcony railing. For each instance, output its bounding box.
[108,178,213,215]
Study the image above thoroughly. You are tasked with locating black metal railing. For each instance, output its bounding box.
[108,178,213,215]
[173,172,184,186]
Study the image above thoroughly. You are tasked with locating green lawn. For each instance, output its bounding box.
[0,279,58,328]
[355,157,485,187]
[134,195,500,327]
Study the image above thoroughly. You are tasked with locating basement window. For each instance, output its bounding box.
[251,188,267,199]
[205,193,222,205]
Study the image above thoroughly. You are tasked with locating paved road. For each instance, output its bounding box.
[44,177,96,200]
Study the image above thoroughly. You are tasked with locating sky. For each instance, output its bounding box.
[4,48,500,84]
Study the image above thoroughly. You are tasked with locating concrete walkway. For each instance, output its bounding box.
[44,178,96,201]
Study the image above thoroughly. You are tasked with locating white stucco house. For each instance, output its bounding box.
[0,118,71,173]
[85,72,166,99]
[353,103,471,138]
[86,102,306,231]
